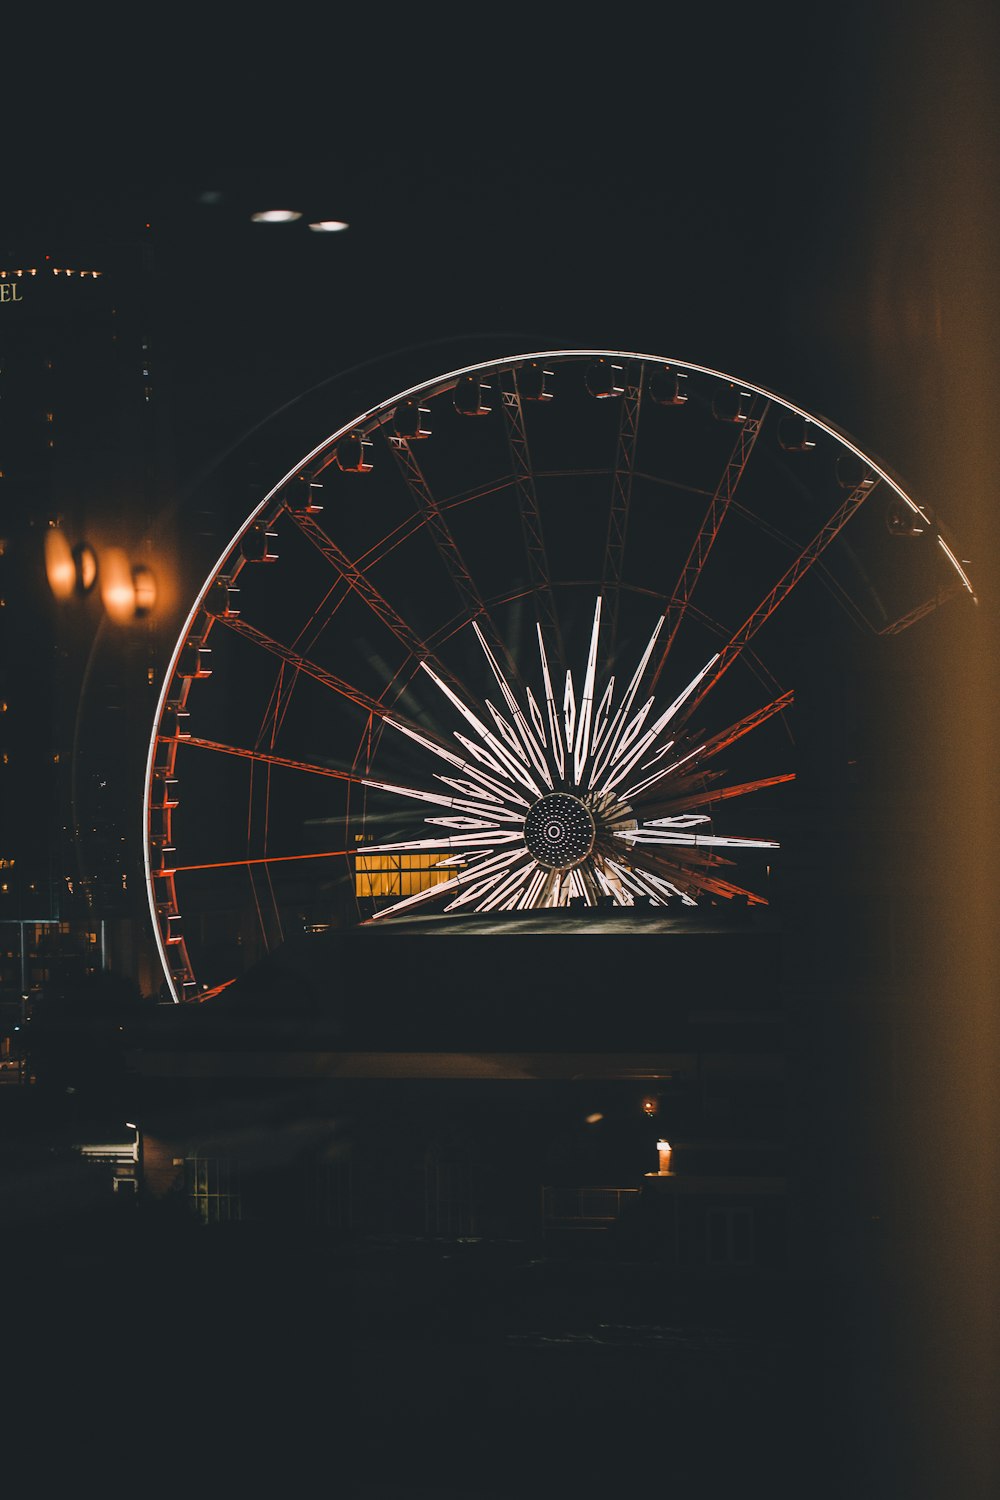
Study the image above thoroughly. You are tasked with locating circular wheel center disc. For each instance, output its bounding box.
[523,792,596,871]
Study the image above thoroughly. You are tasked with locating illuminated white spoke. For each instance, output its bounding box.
[586,615,664,787]
[362,830,521,854]
[617,828,779,850]
[536,624,565,780]
[364,776,523,822]
[607,858,696,906]
[484,699,551,791]
[518,868,548,909]
[573,597,603,785]
[385,716,471,772]
[600,727,676,799]
[434,846,500,869]
[437,751,526,804]
[596,651,717,795]
[371,879,463,920]
[486,699,532,759]
[623,742,707,800]
[525,686,547,749]
[422,662,543,795]
[590,678,616,757]
[473,622,550,781]
[434,775,507,806]
[637,814,711,829]
[442,848,527,911]
[425,816,504,830]
[563,670,577,752]
[478,859,534,912]
[454,732,519,784]
[609,698,655,763]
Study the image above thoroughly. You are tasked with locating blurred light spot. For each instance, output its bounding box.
[73,542,98,595]
[44,527,75,599]
[308,219,349,233]
[585,1112,603,1125]
[101,547,136,623]
[250,209,302,224]
[132,564,157,617]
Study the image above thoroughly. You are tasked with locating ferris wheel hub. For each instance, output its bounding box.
[523,792,596,871]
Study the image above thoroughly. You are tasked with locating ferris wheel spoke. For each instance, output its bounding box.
[675,469,881,729]
[211,611,470,764]
[641,772,795,820]
[171,847,354,874]
[621,689,794,802]
[628,847,766,906]
[649,395,770,692]
[385,431,526,694]
[498,366,563,671]
[585,613,665,787]
[420,662,544,797]
[597,654,720,798]
[282,498,477,702]
[363,774,523,823]
[602,361,644,653]
[180,735,359,782]
[604,859,696,907]
[616,825,779,851]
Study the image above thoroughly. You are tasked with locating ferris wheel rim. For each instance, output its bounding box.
[144,347,976,1002]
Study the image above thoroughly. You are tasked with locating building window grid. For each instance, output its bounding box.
[355,852,456,899]
[187,1155,242,1224]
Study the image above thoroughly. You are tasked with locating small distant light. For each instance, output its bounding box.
[250,209,302,224]
[308,219,349,233]
[585,1112,603,1125]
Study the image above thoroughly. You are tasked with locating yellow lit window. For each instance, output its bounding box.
[354,851,457,899]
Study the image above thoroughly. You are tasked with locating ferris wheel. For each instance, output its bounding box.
[144,349,976,1002]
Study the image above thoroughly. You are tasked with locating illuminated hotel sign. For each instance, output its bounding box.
[0,282,23,303]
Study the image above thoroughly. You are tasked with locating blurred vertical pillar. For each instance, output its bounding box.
[855,4,1000,1495]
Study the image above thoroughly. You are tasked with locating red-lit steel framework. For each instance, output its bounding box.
[145,351,977,1001]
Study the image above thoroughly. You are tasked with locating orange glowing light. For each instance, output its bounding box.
[73,542,98,594]
[132,564,157,617]
[101,547,136,623]
[44,528,75,600]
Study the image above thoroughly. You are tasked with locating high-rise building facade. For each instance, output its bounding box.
[0,232,174,1026]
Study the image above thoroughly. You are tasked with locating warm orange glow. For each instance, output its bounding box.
[355,850,454,898]
[44,528,75,600]
[73,542,98,594]
[100,547,136,623]
[131,564,157,617]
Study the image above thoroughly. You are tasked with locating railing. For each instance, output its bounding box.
[542,1186,640,1229]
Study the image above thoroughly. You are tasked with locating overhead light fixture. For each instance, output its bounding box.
[308,219,349,233]
[250,209,302,224]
